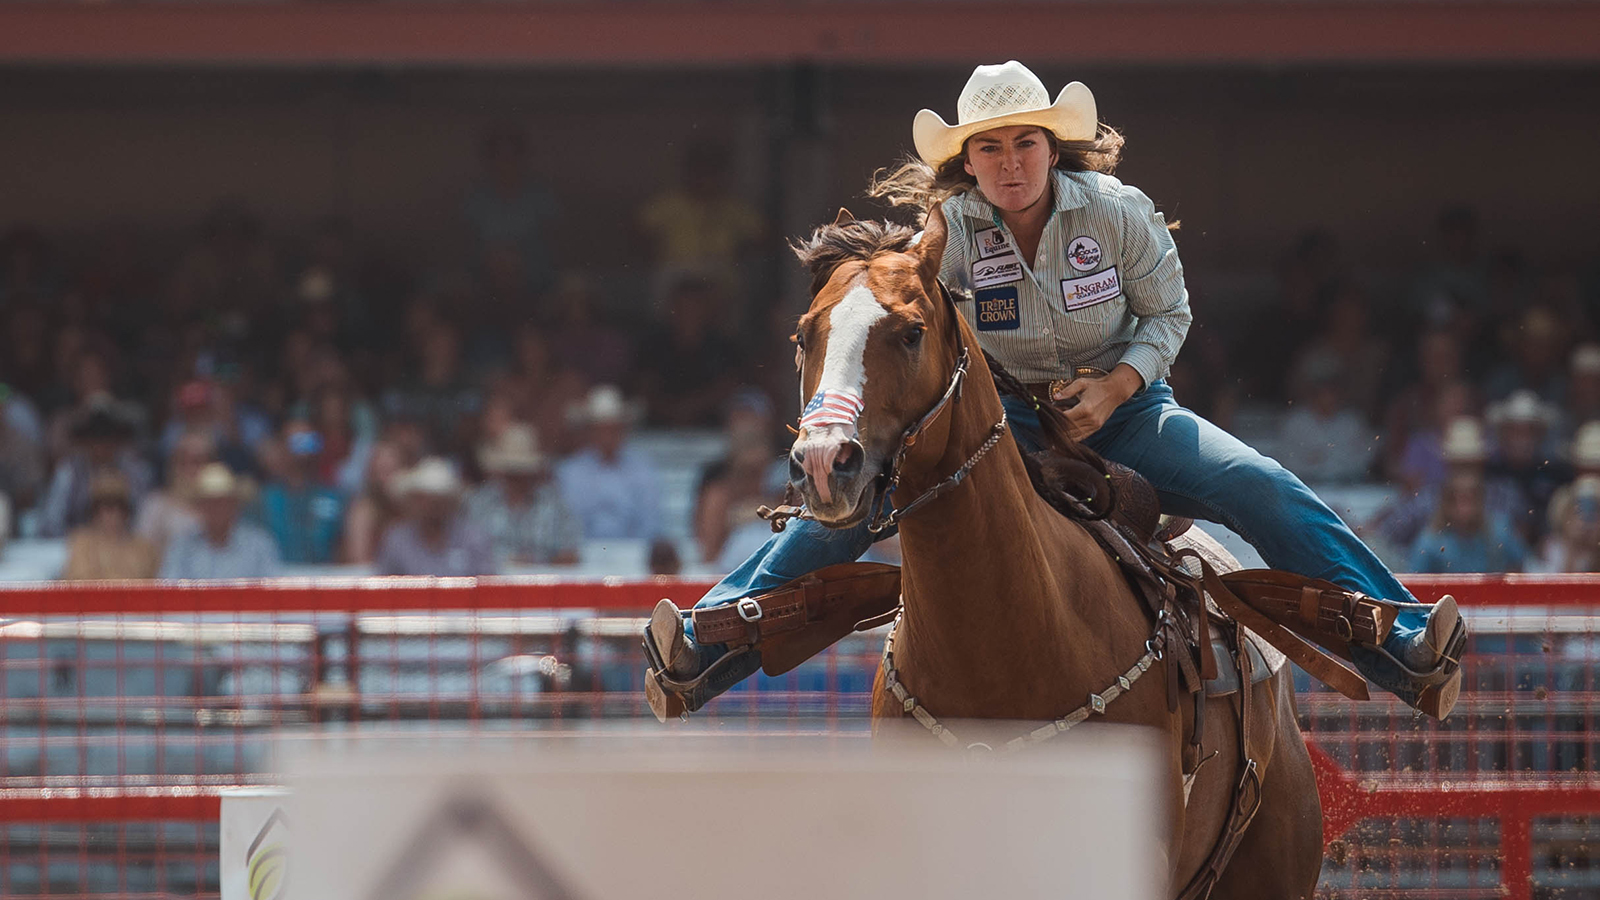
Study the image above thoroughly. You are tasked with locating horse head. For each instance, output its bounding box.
[788,206,964,527]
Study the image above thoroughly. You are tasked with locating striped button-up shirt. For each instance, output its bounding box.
[939,168,1192,387]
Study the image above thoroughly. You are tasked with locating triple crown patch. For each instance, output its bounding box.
[974,286,1020,331]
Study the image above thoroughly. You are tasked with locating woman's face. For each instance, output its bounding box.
[963,126,1057,214]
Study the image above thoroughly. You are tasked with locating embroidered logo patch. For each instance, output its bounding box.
[974,286,1020,331]
[972,254,1023,290]
[1067,235,1103,272]
[975,227,1011,260]
[800,388,865,430]
[1061,266,1121,311]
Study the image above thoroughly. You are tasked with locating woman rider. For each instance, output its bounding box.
[647,61,1466,720]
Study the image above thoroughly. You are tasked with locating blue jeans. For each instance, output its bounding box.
[697,381,1434,703]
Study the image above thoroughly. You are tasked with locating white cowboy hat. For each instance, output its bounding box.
[479,424,547,475]
[567,385,642,427]
[1573,344,1600,375]
[399,457,463,497]
[1486,390,1557,429]
[193,462,247,500]
[1441,416,1488,463]
[912,61,1098,167]
[1574,421,1600,468]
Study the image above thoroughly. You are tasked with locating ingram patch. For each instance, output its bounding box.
[1060,266,1120,311]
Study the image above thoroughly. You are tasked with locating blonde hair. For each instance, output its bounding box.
[868,126,1126,217]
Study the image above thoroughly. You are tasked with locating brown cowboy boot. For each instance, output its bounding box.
[644,599,694,721]
[1411,595,1464,719]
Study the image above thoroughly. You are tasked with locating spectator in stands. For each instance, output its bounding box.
[1562,344,1600,441]
[1237,230,1338,402]
[61,472,160,580]
[633,276,743,428]
[257,421,345,565]
[383,321,481,460]
[166,199,280,322]
[39,400,154,538]
[375,457,496,576]
[159,463,281,579]
[1276,356,1375,484]
[466,424,580,567]
[44,349,143,463]
[695,389,786,564]
[543,275,634,388]
[464,125,558,300]
[556,386,662,541]
[1369,416,1522,557]
[1486,390,1571,544]
[1531,474,1600,573]
[159,380,255,475]
[1286,282,1389,421]
[134,430,214,553]
[1392,380,1476,493]
[0,383,46,536]
[343,440,406,566]
[1483,307,1568,403]
[298,382,378,496]
[1411,206,1489,328]
[1380,330,1468,482]
[636,138,766,330]
[1409,470,1527,574]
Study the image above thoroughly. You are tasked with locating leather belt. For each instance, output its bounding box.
[1024,366,1110,404]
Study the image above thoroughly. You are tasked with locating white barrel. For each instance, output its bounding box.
[219,786,291,900]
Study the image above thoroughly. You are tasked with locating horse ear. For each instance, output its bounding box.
[916,203,948,286]
[833,208,856,227]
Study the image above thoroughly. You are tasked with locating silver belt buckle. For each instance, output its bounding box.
[737,599,764,623]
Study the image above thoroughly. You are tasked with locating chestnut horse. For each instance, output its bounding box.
[786,207,1323,899]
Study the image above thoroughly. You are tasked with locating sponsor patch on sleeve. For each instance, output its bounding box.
[974,286,1020,331]
[974,227,1011,259]
[972,254,1023,290]
[1060,266,1121,311]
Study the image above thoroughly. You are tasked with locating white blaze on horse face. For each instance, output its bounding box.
[796,283,888,504]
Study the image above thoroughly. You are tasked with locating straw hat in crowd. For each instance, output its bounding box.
[479,424,547,476]
[1486,390,1558,430]
[397,457,464,498]
[1573,421,1600,470]
[568,385,642,427]
[193,463,251,502]
[912,60,1098,167]
[1440,416,1488,464]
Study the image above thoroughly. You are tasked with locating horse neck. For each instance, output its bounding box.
[890,353,1131,695]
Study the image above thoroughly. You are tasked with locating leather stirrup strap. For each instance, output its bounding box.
[691,563,902,648]
[1173,550,1371,702]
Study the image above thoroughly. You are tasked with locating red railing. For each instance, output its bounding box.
[0,574,1596,899]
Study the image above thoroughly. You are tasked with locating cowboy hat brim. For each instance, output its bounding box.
[912,81,1097,168]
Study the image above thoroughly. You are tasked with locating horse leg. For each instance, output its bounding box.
[1206,673,1323,900]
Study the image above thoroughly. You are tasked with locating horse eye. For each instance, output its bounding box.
[903,325,925,347]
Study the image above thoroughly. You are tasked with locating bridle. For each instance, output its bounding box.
[760,281,1007,535]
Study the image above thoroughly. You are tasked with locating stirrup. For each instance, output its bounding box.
[1365,616,1468,685]
[641,621,754,722]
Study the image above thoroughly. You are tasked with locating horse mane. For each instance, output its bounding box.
[791,216,1117,519]
[790,219,919,297]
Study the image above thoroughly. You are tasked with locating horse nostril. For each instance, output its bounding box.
[833,441,864,479]
[789,449,807,484]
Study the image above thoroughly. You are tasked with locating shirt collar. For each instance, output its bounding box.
[954,169,1088,223]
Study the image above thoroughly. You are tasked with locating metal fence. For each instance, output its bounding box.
[0,575,1597,899]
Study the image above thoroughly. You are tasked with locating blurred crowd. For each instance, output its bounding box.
[0,128,789,579]
[2,127,1599,578]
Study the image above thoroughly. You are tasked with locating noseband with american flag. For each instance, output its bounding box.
[800,388,865,431]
